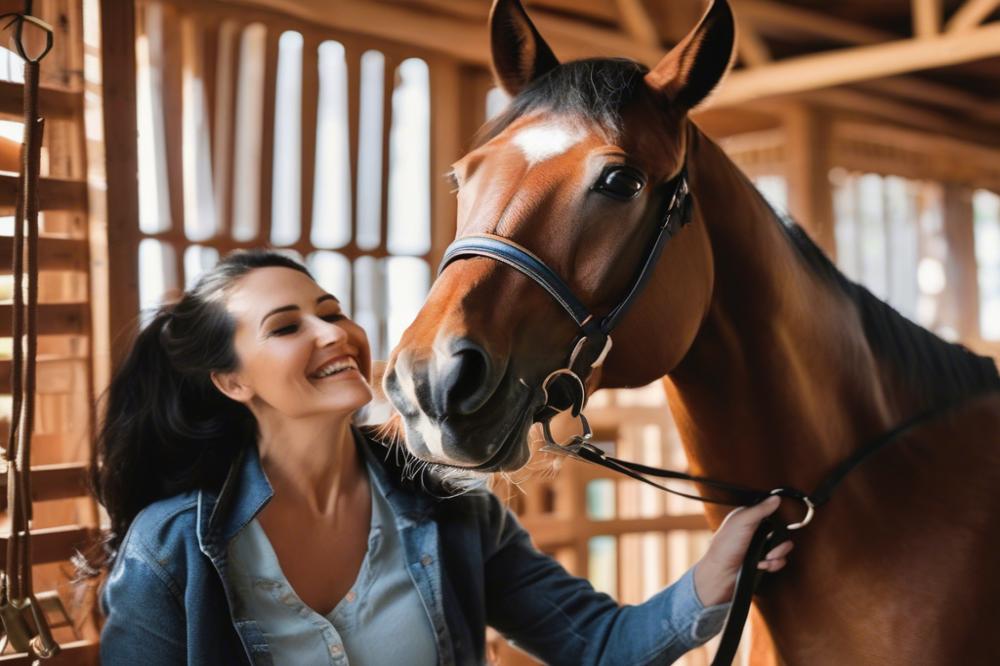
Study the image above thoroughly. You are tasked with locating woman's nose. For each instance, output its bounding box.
[313,316,348,346]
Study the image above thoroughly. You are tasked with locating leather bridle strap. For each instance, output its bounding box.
[710,518,787,666]
[439,168,692,379]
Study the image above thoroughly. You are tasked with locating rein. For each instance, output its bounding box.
[437,161,982,664]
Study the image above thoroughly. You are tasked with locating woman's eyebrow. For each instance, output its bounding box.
[259,305,299,329]
[259,295,339,329]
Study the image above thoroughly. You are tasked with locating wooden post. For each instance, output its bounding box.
[782,103,836,257]
[91,0,140,376]
[428,56,462,268]
[941,183,980,340]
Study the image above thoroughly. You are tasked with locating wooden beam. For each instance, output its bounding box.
[946,0,1000,33]
[0,526,95,566]
[0,175,88,212]
[613,0,660,49]
[0,640,98,665]
[521,514,709,547]
[913,0,943,37]
[0,356,86,394]
[941,184,981,339]
[95,0,142,373]
[709,22,1000,108]
[734,0,897,45]
[735,15,772,66]
[0,237,89,274]
[782,104,836,256]
[0,81,83,120]
[0,463,89,508]
[209,0,661,66]
[0,303,89,336]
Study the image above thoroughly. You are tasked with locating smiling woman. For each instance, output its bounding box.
[88,247,790,665]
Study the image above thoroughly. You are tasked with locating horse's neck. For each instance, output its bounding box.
[665,129,909,513]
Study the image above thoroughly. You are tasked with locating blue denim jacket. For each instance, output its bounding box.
[100,431,727,665]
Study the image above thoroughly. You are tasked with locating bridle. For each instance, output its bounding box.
[441,165,694,435]
[436,158,987,664]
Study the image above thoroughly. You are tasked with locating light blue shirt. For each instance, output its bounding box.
[225,462,438,665]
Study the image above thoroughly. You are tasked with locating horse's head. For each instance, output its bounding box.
[384,0,734,469]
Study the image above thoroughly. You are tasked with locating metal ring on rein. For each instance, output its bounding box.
[769,489,816,530]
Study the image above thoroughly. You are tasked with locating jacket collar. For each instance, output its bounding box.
[197,427,436,552]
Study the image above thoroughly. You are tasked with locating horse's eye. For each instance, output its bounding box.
[593,166,646,201]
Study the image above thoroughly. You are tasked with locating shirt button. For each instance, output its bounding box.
[330,644,343,656]
[420,554,433,566]
[345,591,356,603]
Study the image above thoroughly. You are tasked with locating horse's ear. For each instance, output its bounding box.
[644,0,735,111]
[489,0,559,97]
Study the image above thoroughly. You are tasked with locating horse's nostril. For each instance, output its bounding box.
[441,341,494,416]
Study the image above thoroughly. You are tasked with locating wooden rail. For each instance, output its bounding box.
[0,175,88,212]
[0,526,95,567]
[0,303,89,336]
[0,463,90,509]
[0,640,98,664]
[0,81,83,120]
[0,237,89,274]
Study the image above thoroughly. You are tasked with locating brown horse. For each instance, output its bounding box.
[384,1,1000,663]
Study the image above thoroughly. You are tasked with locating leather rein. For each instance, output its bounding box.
[437,162,975,665]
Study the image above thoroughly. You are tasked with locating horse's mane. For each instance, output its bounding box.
[775,207,1000,406]
[473,58,649,148]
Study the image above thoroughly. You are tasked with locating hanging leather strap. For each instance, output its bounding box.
[0,5,59,659]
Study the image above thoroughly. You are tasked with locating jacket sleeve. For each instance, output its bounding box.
[482,494,729,665]
[100,540,187,666]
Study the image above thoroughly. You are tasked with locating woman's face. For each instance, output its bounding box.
[217,266,373,421]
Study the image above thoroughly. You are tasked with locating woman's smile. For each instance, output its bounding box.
[310,355,362,382]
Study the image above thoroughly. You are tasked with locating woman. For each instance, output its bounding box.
[94,249,792,665]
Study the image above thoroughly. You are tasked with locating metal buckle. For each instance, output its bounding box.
[541,367,586,417]
[539,412,597,459]
[769,488,815,530]
[1,13,54,63]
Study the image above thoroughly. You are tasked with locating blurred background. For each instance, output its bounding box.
[0,0,998,663]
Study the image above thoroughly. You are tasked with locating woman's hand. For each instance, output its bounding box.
[693,496,794,607]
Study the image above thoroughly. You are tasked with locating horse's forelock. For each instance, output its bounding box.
[473,58,652,149]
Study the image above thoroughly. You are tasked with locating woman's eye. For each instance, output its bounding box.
[320,314,345,323]
[593,165,646,201]
[271,324,299,337]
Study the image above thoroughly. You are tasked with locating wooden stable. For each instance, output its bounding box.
[0,0,997,663]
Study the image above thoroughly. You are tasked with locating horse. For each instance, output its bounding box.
[383,0,1000,663]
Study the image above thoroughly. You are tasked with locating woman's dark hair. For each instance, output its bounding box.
[89,249,312,560]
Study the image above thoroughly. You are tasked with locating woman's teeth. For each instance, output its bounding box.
[312,357,358,379]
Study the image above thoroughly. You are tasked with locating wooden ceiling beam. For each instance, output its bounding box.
[945,0,1000,32]
[913,0,943,37]
[735,15,772,66]
[225,0,660,64]
[733,0,897,45]
[710,22,1000,107]
[612,0,660,49]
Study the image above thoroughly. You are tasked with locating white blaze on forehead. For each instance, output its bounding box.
[512,122,584,165]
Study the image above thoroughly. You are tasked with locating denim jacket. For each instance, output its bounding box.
[100,430,728,665]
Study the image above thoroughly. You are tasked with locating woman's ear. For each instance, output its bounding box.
[211,371,254,404]
[489,0,559,97]
[644,0,735,112]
